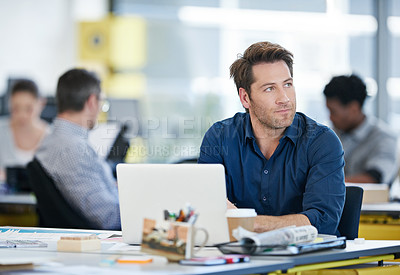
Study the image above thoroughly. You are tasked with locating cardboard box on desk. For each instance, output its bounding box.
[346,183,389,203]
[57,235,101,252]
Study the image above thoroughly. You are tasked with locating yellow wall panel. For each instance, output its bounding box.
[79,15,146,69]
[103,73,146,98]
[109,16,147,69]
[79,19,110,62]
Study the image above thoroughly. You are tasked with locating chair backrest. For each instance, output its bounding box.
[27,158,96,229]
[337,186,364,240]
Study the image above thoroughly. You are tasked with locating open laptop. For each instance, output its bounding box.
[116,163,230,245]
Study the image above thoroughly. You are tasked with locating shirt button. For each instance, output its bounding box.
[263,196,267,201]
[263,170,269,175]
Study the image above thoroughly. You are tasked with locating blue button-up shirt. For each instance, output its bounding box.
[199,112,345,235]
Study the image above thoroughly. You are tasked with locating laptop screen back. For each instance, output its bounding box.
[116,163,229,245]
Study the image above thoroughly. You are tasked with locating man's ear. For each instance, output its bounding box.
[239,88,251,109]
[86,94,98,112]
[348,101,362,115]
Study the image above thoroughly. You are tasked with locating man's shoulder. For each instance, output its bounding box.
[368,116,397,140]
[0,119,10,140]
[40,129,83,148]
[207,113,247,134]
[0,117,9,127]
[213,112,246,126]
[295,112,333,139]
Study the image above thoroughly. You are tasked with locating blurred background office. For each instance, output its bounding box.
[0,0,399,165]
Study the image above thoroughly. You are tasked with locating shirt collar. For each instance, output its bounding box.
[283,113,301,145]
[244,113,255,141]
[53,117,89,139]
[244,112,300,145]
[347,116,373,141]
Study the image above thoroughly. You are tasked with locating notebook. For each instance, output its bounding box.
[216,236,347,256]
[116,163,230,246]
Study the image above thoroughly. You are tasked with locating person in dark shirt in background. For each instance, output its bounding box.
[199,41,345,235]
[324,74,398,184]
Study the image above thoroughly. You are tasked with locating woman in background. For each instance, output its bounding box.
[0,79,49,181]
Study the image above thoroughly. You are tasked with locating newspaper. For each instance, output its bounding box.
[234,225,318,254]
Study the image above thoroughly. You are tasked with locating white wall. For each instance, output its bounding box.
[0,0,107,96]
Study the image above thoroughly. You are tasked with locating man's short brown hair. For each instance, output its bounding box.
[56,68,101,114]
[230,41,294,98]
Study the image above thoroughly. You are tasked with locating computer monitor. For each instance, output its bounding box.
[106,98,141,137]
[40,97,57,123]
[6,166,31,193]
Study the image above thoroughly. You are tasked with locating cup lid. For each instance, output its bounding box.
[226,208,257,217]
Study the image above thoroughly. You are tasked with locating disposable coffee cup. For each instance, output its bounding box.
[226,208,257,242]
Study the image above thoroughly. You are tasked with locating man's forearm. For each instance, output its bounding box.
[254,214,311,233]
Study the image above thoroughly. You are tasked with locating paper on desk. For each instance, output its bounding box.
[0,229,121,242]
[108,242,141,251]
[232,226,258,240]
[237,225,318,254]
[0,257,52,265]
[36,265,147,275]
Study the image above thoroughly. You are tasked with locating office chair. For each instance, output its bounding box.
[27,158,97,229]
[106,123,130,178]
[337,186,364,240]
[174,157,198,164]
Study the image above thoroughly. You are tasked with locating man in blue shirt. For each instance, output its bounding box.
[199,41,345,235]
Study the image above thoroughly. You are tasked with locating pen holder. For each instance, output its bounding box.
[141,218,208,262]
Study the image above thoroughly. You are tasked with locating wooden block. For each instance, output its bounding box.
[57,234,101,252]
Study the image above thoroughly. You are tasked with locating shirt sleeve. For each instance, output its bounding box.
[364,133,398,184]
[198,123,224,164]
[300,129,346,235]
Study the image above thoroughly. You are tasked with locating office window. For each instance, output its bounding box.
[112,0,378,163]
[388,0,400,131]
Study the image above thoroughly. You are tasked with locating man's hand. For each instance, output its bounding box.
[226,199,237,209]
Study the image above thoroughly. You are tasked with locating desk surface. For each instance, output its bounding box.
[0,193,36,205]
[1,226,400,274]
[361,202,400,216]
[0,227,400,275]
[3,240,400,274]
[255,240,400,266]
[0,248,291,275]
[0,226,292,274]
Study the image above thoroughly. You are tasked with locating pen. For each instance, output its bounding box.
[164,210,170,221]
[188,213,198,225]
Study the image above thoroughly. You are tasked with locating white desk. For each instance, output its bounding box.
[0,247,291,274]
[361,202,400,216]
[1,227,400,274]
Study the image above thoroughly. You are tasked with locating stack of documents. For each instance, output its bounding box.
[217,225,346,255]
